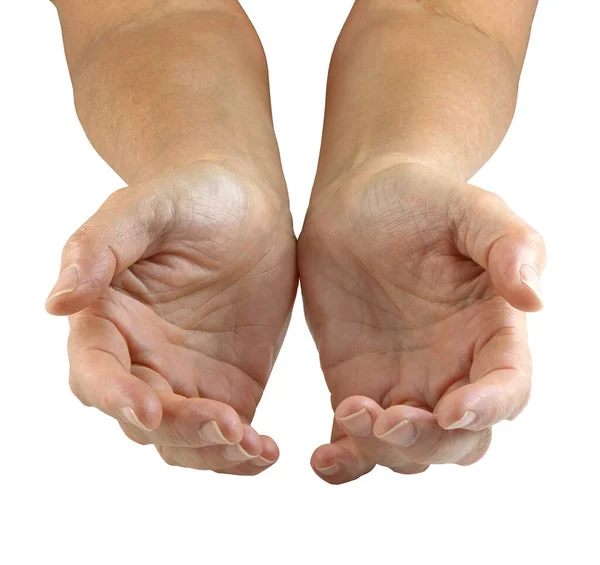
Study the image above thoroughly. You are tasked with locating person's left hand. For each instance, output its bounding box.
[299,162,546,484]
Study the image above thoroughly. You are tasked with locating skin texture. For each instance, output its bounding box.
[299,0,545,484]
[54,0,285,189]
[58,163,296,474]
[47,1,297,475]
[48,0,544,481]
[300,162,544,483]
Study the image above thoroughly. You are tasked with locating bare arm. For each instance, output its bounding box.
[52,0,285,190]
[299,0,545,484]
[46,0,297,476]
[315,0,538,186]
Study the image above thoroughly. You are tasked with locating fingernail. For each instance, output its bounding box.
[251,456,276,468]
[337,408,372,436]
[376,419,418,447]
[444,411,477,430]
[316,463,340,476]
[199,421,232,445]
[223,444,256,463]
[120,406,151,431]
[520,264,543,302]
[46,264,80,303]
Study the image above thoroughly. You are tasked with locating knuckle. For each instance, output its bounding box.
[463,187,508,227]
[475,188,506,210]
[63,226,93,257]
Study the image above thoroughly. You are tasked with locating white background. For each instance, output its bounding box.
[1,1,599,563]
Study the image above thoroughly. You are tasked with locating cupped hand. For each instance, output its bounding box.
[299,161,545,484]
[46,162,297,475]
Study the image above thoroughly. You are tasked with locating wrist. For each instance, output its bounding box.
[310,151,446,204]
[311,145,474,203]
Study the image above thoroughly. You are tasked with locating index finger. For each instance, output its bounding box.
[435,322,532,431]
[68,310,162,430]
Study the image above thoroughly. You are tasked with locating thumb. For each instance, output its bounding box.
[45,186,175,316]
[453,186,546,312]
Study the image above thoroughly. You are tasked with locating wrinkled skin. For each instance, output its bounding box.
[299,162,545,484]
[48,163,297,475]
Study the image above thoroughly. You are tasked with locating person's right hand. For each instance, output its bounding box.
[46,162,297,475]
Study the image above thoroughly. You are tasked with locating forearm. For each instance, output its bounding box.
[53,0,284,189]
[315,0,537,186]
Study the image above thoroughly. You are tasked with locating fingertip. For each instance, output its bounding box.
[315,463,342,478]
[313,460,346,484]
[311,444,337,472]
[259,435,279,460]
[335,396,382,419]
[45,293,88,316]
[47,241,120,315]
[434,390,480,431]
[312,457,366,486]
[487,236,545,313]
[215,406,244,445]
[174,397,244,445]
[435,392,490,432]
[120,394,163,432]
[135,384,164,430]
[438,410,478,431]
[518,264,544,312]
[239,425,263,457]
[335,396,383,436]
[336,408,373,437]
[251,435,279,468]
[311,440,374,485]
[45,264,80,311]
[311,444,349,481]
[436,356,531,430]
[45,282,107,316]
[219,422,243,446]
[373,405,435,446]
[500,270,544,313]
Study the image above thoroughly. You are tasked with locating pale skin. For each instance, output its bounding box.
[47,0,544,483]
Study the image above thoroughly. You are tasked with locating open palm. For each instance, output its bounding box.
[299,162,545,484]
[47,163,297,475]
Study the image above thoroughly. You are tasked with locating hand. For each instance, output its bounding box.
[299,161,545,484]
[46,162,297,475]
